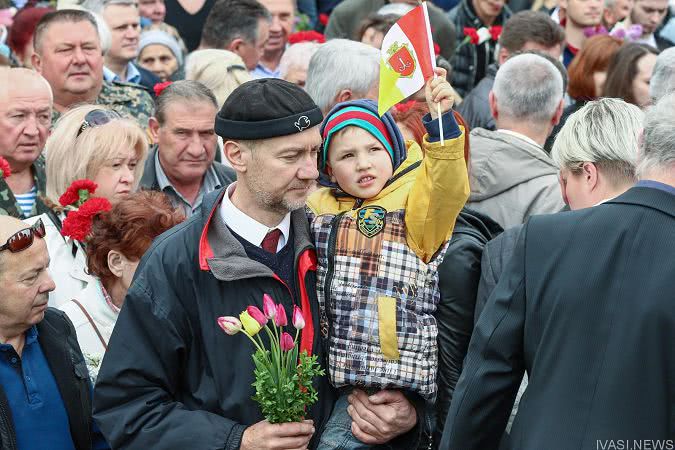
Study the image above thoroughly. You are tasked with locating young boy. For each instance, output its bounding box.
[307,68,469,449]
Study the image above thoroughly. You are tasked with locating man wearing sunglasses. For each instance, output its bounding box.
[0,67,52,220]
[0,216,109,449]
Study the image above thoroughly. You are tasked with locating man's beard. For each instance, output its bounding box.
[247,168,310,214]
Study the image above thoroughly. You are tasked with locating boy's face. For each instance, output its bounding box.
[326,126,394,199]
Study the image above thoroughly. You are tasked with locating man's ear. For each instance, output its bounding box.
[489,91,498,121]
[148,117,161,143]
[32,52,42,72]
[552,99,564,126]
[582,162,599,190]
[497,47,510,66]
[223,140,248,173]
[107,250,125,278]
[227,38,244,55]
[335,89,352,105]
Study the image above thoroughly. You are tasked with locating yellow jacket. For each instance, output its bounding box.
[307,131,470,263]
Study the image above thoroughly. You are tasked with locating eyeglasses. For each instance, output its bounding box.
[0,219,46,253]
[76,109,122,138]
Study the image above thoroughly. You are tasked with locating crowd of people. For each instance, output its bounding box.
[0,0,674,449]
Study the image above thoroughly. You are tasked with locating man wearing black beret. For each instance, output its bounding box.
[93,79,421,450]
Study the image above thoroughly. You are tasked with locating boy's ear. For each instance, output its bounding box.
[325,163,336,182]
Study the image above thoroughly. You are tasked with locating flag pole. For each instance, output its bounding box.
[421,1,444,145]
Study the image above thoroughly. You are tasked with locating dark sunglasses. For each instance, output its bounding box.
[0,219,46,253]
[76,109,122,138]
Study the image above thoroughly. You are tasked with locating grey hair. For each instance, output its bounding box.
[637,93,675,178]
[551,98,643,186]
[492,53,564,122]
[649,47,675,103]
[305,39,380,113]
[279,42,322,80]
[154,80,218,125]
[82,0,137,14]
[90,12,112,55]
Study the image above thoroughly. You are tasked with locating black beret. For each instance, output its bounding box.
[215,78,323,139]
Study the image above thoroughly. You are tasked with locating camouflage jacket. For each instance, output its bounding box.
[51,80,154,129]
[0,155,50,219]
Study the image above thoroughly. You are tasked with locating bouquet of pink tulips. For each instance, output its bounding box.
[217,294,324,423]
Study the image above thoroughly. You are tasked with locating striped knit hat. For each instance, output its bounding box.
[319,99,407,184]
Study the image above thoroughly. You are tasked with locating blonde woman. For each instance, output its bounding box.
[185,49,252,107]
[27,104,148,307]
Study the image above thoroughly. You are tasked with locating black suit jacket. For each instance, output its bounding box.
[441,186,675,450]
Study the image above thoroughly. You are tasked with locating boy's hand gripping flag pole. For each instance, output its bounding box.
[378,1,444,145]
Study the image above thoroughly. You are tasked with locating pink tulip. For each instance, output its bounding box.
[217,316,242,335]
[280,332,295,351]
[275,303,288,327]
[247,305,267,326]
[292,305,305,330]
[263,294,276,320]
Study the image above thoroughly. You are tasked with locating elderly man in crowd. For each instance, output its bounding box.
[31,9,154,128]
[0,68,52,219]
[442,93,675,450]
[94,78,423,449]
[458,11,566,131]
[602,0,635,29]
[279,42,322,88]
[143,80,236,217]
[325,0,457,60]
[650,47,675,102]
[0,216,109,449]
[93,0,160,91]
[199,0,271,71]
[466,53,565,229]
[305,39,380,114]
[253,0,295,78]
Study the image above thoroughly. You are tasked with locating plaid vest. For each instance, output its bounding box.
[312,205,447,399]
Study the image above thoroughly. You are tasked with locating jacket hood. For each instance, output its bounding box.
[455,206,504,240]
[468,128,559,202]
[318,98,407,189]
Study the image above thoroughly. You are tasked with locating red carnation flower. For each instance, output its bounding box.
[463,27,479,45]
[288,31,326,44]
[153,81,173,97]
[433,42,441,56]
[319,13,329,26]
[60,197,111,242]
[394,100,416,113]
[0,157,11,179]
[489,26,503,41]
[59,179,98,207]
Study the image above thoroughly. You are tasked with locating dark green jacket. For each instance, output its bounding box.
[0,155,50,219]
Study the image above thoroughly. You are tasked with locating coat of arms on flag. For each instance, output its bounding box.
[378,2,436,116]
[386,43,416,78]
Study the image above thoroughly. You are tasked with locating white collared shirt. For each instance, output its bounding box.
[497,129,542,148]
[219,182,291,252]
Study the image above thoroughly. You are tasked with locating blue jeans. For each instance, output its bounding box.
[317,392,373,450]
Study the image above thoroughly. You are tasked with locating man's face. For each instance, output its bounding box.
[258,0,294,53]
[152,101,218,185]
[103,4,141,63]
[32,21,103,102]
[564,0,603,27]
[283,66,307,88]
[0,237,55,333]
[472,0,506,24]
[0,78,51,169]
[138,0,166,23]
[242,127,321,214]
[631,0,668,35]
[611,0,635,22]
[235,19,270,70]
[137,44,179,81]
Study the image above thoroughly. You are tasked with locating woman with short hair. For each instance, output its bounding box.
[58,191,184,378]
[28,105,149,307]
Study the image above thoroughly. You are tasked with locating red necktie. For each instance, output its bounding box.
[261,228,282,253]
